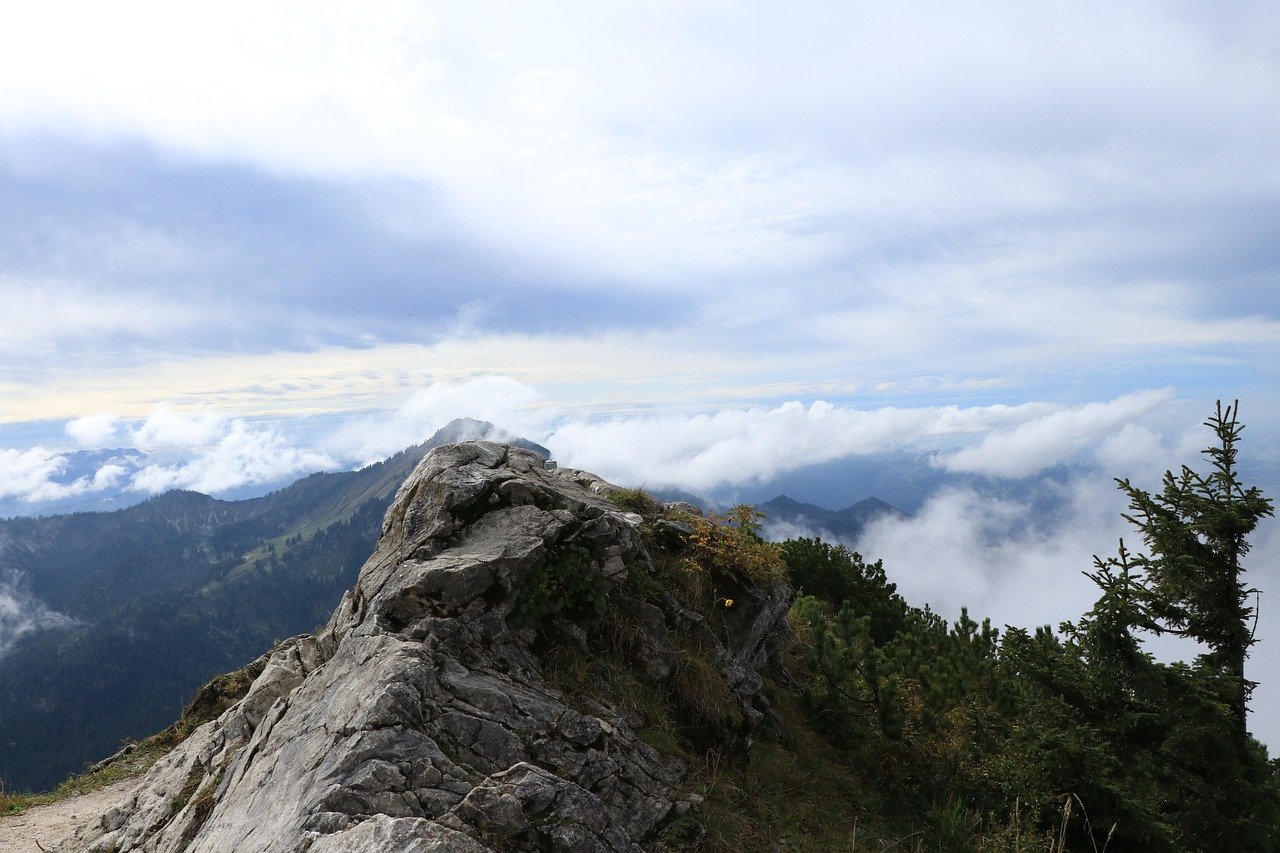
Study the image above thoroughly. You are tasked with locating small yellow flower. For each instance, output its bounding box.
[723,598,734,608]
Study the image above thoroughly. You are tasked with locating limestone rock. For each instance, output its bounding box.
[58,442,790,852]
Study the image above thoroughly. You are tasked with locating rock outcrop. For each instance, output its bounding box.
[58,442,791,852]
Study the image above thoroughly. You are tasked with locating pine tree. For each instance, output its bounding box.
[1109,400,1274,743]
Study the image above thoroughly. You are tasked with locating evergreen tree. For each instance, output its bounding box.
[1110,400,1273,742]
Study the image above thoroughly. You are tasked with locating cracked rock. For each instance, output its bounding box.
[56,441,788,852]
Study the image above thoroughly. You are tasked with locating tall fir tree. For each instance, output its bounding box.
[1110,400,1274,742]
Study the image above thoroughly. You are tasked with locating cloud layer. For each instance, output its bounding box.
[0,3,1274,425]
[5,380,1279,749]
[0,380,1206,511]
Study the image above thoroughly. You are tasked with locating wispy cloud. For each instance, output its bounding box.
[33,409,341,502]
[127,420,336,495]
[0,447,126,503]
[323,376,543,464]
[0,571,77,657]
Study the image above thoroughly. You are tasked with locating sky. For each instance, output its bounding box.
[1,3,1279,737]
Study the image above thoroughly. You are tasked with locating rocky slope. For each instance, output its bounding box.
[0,418,547,792]
[57,441,790,852]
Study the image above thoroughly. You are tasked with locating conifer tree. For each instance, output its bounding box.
[1108,400,1274,742]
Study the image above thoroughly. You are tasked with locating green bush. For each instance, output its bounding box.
[514,544,605,628]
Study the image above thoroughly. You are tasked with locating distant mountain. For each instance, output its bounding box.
[425,416,551,458]
[756,494,906,542]
[0,419,547,792]
[702,451,1091,517]
[0,418,551,520]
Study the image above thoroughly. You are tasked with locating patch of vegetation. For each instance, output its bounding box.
[683,506,787,586]
[168,763,206,818]
[514,544,606,628]
[771,403,1280,850]
[607,486,663,516]
[628,503,787,627]
[670,638,744,733]
[673,726,888,852]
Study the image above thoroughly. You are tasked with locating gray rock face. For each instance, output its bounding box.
[58,442,789,852]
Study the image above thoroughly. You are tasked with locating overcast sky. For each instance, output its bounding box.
[2,1,1279,735]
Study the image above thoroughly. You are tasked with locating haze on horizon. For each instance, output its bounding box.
[1,2,1279,743]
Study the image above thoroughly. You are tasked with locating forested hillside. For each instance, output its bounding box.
[765,403,1279,849]
[0,445,428,790]
[0,419,553,792]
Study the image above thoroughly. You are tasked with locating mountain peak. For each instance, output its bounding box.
[427,418,551,459]
[59,440,789,851]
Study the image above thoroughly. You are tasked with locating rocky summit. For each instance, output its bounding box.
[58,442,791,852]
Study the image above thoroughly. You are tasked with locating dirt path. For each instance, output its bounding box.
[0,776,143,852]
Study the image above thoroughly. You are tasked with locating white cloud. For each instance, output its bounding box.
[0,385,1229,512]
[547,391,1177,493]
[65,412,120,447]
[854,479,1128,629]
[0,574,77,657]
[0,446,112,503]
[939,388,1175,477]
[6,407,345,504]
[131,405,229,448]
[323,376,543,464]
[0,447,69,501]
[761,517,839,545]
[129,420,336,495]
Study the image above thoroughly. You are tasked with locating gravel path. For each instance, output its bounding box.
[0,777,143,852]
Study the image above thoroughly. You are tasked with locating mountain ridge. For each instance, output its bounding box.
[756,493,906,541]
[0,419,548,791]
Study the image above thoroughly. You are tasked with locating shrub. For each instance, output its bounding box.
[514,544,605,628]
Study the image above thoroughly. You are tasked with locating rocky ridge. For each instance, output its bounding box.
[58,441,791,852]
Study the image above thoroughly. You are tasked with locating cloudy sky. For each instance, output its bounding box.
[1,2,1279,734]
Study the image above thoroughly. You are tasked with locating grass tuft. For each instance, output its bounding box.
[607,486,663,516]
